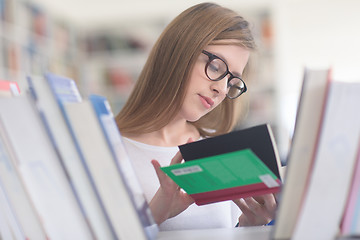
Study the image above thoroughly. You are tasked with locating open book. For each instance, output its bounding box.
[161,124,282,206]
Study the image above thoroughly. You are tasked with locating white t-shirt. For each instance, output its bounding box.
[122,137,240,231]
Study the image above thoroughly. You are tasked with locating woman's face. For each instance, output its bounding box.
[179,42,250,122]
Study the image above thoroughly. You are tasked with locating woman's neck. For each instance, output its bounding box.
[123,119,200,147]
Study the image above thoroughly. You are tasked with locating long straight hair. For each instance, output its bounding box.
[116,2,256,137]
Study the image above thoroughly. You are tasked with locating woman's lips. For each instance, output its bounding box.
[199,95,214,109]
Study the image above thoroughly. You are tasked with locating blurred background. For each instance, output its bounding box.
[1,0,359,163]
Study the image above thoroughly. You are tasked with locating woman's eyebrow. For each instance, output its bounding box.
[210,51,243,77]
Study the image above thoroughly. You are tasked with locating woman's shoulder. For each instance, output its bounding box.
[122,136,178,153]
[122,137,179,166]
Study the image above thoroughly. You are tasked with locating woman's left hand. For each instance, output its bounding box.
[149,151,194,225]
[233,194,277,226]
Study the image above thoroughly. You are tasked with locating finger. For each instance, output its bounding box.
[253,195,265,205]
[170,151,184,165]
[233,199,254,217]
[243,197,264,215]
[233,199,242,208]
[261,194,277,212]
[233,199,257,226]
[151,159,168,185]
[182,191,195,205]
[245,197,274,221]
[259,193,274,202]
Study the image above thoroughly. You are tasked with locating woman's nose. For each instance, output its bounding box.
[210,76,228,96]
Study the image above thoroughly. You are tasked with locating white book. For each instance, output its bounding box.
[0,94,93,240]
[0,179,24,240]
[292,81,360,240]
[28,73,115,239]
[0,204,15,240]
[272,68,331,239]
[341,143,360,236]
[64,99,155,240]
[89,94,159,239]
[0,119,48,239]
[0,202,13,240]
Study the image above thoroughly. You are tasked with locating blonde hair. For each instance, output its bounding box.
[116,2,255,137]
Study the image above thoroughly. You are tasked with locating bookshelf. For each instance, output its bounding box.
[236,9,277,129]
[0,0,81,90]
[77,20,165,114]
[1,0,283,157]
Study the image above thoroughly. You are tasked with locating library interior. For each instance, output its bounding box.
[0,0,359,239]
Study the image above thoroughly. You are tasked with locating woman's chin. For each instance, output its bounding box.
[186,114,205,123]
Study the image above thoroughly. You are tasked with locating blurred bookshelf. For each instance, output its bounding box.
[0,0,81,90]
[77,21,165,115]
[235,9,289,163]
[0,0,286,161]
[237,9,276,128]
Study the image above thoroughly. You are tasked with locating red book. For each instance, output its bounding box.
[0,80,20,96]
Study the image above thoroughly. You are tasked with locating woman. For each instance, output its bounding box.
[115,2,276,230]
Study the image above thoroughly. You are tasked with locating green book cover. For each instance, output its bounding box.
[161,149,279,195]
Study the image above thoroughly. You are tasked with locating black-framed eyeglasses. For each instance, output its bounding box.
[202,50,247,99]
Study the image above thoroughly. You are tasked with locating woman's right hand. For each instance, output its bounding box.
[233,194,277,226]
[149,150,194,225]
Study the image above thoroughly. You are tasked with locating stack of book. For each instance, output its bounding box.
[272,68,360,240]
[0,74,158,240]
[0,68,359,240]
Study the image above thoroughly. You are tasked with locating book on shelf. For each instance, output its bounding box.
[0,118,48,239]
[291,80,360,240]
[89,94,159,239]
[63,96,157,240]
[0,179,25,240]
[0,94,93,240]
[27,73,116,239]
[161,124,282,206]
[272,68,332,239]
[0,79,20,96]
[340,142,360,236]
[42,73,158,239]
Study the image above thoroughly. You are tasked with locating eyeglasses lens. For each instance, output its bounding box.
[206,58,227,81]
[227,78,245,99]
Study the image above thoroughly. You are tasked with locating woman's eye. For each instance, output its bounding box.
[208,62,220,72]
